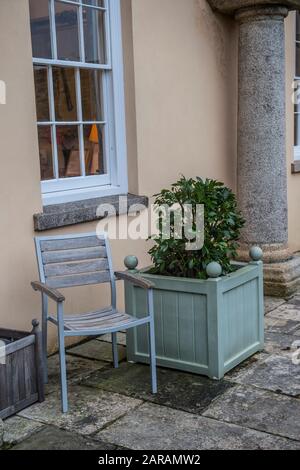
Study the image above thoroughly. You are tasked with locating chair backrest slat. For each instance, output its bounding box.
[44,259,109,277]
[46,271,111,289]
[40,236,105,252]
[35,233,115,292]
[41,246,107,265]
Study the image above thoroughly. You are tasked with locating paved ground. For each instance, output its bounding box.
[1,295,300,450]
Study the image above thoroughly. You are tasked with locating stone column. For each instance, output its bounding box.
[208,0,300,296]
[236,6,289,262]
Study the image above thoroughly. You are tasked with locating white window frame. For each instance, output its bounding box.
[32,0,128,205]
[294,11,300,161]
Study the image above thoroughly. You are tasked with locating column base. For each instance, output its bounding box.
[237,244,300,298]
[263,254,300,298]
[238,243,293,264]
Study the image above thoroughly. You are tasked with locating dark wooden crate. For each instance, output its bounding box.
[0,321,45,419]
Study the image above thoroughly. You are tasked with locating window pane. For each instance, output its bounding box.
[297,12,300,42]
[57,126,81,178]
[295,95,300,115]
[83,1,105,6]
[84,124,105,175]
[55,2,80,61]
[34,66,50,122]
[295,114,300,146]
[29,0,52,59]
[80,69,103,121]
[296,43,300,77]
[83,7,106,64]
[53,67,77,121]
[38,126,54,180]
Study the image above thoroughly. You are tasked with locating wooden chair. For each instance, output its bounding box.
[31,232,157,413]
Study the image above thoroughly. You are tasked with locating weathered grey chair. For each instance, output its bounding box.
[31,232,157,413]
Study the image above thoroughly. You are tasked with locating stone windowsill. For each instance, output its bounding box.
[291,161,300,174]
[34,193,149,231]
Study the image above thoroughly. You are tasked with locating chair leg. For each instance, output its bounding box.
[148,319,157,394]
[42,294,48,384]
[112,333,119,369]
[57,308,68,413]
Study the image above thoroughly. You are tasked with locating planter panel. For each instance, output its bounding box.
[127,287,209,374]
[222,278,261,370]
[126,262,264,379]
[0,326,44,419]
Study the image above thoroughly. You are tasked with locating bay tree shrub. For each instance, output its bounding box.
[148,176,245,279]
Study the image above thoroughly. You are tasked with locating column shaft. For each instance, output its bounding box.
[237,7,289,252]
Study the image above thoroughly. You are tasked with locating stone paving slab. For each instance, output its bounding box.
[264,331,300,356]
[264,297,286,314]
[47,354,108,394]
[287,295,300,306]
[18,385,142,436]
[203,385,300,441]
[265,316,300,336]
[228,355,300,397]
[2,416,44,446]
[67,340,126,363]
[225,352,269,380]
[97,332,126,346]
[11,426,116,451]
[82,362,233,415]
[266,304,300,322]
[97,402,300,450]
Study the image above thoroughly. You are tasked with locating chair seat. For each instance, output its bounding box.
[49,306,143,333]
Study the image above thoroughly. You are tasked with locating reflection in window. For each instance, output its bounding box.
[80,69,102,121]
[83,7,106,64]
[38,126,54,180]
[84,124,105,176]
[29,0,52,59]
[55,1,80,61]
[83,1,104,6]
[296,43,300,78]
[34,66,50,121]
[295,114,300,147]
[57,126,80,178]
[53,67,77,121]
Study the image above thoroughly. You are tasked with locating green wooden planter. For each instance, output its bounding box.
[125,256,264,379]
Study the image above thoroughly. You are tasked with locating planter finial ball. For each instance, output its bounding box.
[249,246,263,262]
[124,255,139,272]
[206,262,222,278]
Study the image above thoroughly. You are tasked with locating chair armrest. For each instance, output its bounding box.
[115,272,154,290]
[31,281,65,303]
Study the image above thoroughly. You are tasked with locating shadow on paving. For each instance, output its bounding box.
[11,426,116,451]
[81,362,234,414]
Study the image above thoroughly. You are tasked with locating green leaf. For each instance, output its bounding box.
[148,176,245,279]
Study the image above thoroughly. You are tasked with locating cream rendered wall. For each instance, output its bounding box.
[0,0,43,336]
[131,0,238,196]
[286,12,300,253]
[0,0,237,351]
